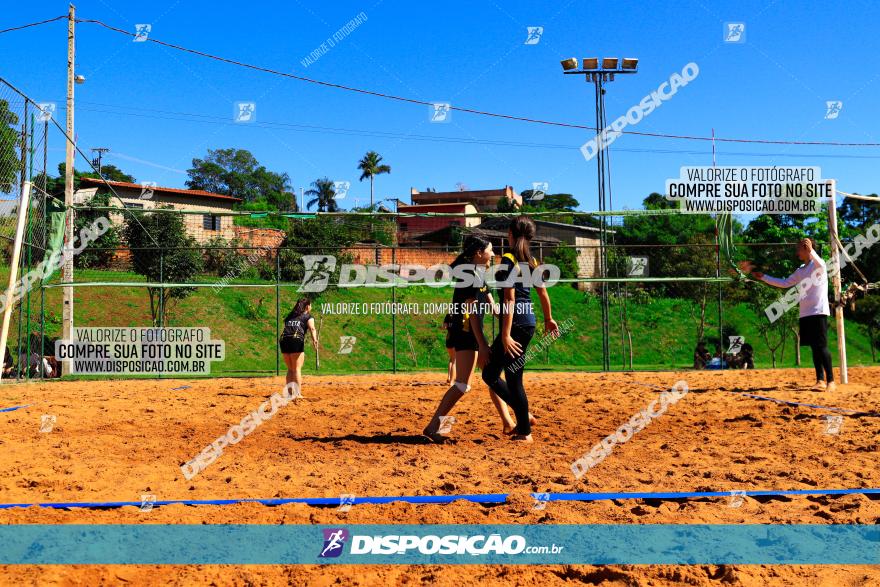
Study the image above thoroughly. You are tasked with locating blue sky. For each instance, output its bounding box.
[2,0,878,212]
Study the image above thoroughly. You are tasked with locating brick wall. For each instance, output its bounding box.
[233,227,285,249]
[343,246,457,267]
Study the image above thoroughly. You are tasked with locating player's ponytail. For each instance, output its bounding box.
[509,215,537,267]
[292,297,311,319]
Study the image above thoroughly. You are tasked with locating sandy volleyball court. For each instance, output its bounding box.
[0,368,878,585]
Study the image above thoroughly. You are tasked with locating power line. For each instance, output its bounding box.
[75,17,880,148]
[0,15,66,35]
[7,15,880,148]
[51,101,880,160]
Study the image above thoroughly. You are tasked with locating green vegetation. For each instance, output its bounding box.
[5,267,875,378]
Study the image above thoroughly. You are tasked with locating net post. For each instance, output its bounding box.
[0,183,33,382]
[828,179,848,384]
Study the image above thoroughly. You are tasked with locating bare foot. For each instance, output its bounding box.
[811,380,827,392]
[529,413,537,426]
[511,434,533,442]
[422,428,450,444]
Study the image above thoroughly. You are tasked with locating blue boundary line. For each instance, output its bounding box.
[1,488,878,510]
[0,404,30,413]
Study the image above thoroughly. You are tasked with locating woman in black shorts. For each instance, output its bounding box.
[423,236,515,441]
[279,298,319,393]
[482,216,559,442]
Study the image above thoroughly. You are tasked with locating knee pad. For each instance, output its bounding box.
[453,381,471,394]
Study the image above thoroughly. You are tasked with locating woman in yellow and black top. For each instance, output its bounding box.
[423,235,515,442]
[482,216,559,442]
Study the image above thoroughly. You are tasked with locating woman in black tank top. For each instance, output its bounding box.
[279,298,319,394]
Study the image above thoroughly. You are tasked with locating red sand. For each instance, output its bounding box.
[0,367,878,585]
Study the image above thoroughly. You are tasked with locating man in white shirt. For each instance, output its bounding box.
[741,238,834,391]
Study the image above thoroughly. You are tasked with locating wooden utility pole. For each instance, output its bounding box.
[62,4,75,375]
[828,179,848,384]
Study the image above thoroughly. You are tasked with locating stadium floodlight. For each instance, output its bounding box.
[560,58,579,71]
[560,54,637,371]
[74,74,86,84]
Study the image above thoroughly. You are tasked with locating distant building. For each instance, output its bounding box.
[79,178,241,243]
[396,202,479,244]
[410,186,522,212]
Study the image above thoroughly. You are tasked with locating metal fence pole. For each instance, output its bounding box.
[392,245,397,373]
[275,249,280,376]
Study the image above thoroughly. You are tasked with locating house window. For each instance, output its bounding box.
[124,202,144,209]
[203,214,221,230]
[400,223,408,232]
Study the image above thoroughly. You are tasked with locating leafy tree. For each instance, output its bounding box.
[520,190,579,212]
[357,151,391,209]
[838,195,880,284]
[852,295,880,362]
[305,177,340,212]
[186,148,296,209]
[74,191,121,269]
[122,209,204,325]
[0,99,19,195]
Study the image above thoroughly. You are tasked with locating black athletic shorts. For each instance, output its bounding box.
[799,314,828,347]
[448,328,479,352]
[445,332,455,349]
[279,337,305,354]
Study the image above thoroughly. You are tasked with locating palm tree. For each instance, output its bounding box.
[305,177,339,212]
[357,151,391,209]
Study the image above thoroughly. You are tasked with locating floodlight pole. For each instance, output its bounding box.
[62,4,76,376]
[563,61,637,371]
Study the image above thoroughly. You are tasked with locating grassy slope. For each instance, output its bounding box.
[5,268,876,377]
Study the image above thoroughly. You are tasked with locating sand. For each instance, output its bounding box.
[0,367,878,585]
